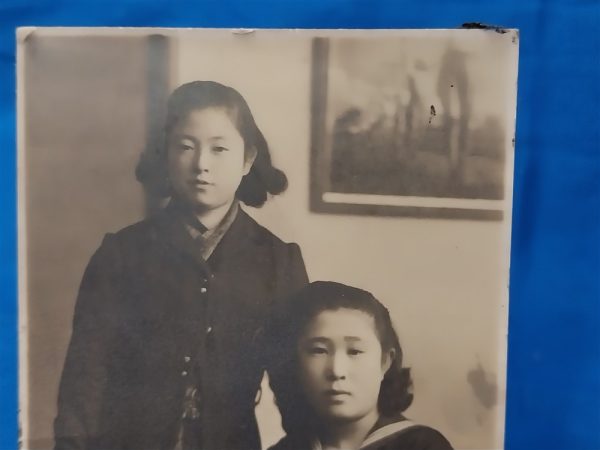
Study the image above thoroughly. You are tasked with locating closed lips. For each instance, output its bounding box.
[325,389,351,396]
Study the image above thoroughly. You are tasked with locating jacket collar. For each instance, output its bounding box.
[153,201,263,270]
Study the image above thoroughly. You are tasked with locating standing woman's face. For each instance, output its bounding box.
[297,308,392,424]
[167,107,255,212]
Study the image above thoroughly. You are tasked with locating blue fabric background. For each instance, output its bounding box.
[1,1,598,449]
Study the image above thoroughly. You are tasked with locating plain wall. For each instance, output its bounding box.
[22,33,148,449]
[173,30,513,450]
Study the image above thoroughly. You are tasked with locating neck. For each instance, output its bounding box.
[319,410,379,450]
[192,200,235,231]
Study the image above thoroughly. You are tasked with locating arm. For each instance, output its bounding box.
[280,242,309,293]
[266,242,309,434]
[54,234,122,450]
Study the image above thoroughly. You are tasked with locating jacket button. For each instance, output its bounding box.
[184,356,191,363]
[181,371,188,377]
[200,287,207,294]
[206,326,213,334]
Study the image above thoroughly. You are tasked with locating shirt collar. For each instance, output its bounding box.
[192,200,240,260]
[309,414,411,450]
[160,198,240,262]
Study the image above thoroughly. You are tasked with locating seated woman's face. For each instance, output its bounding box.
[297,308,389,423]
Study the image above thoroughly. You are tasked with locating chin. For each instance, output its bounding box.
[321,407,364,423]
[187,195,215,209]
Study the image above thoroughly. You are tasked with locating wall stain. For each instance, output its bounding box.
[467,362,497,409]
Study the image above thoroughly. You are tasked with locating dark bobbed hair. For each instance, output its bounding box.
[136,80,288,207]
[268,281,413,436]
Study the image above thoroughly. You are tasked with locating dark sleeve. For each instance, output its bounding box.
[266,434,301,450]
[54,234,122,450]
[265,241,308,433]
[281,242,309,292]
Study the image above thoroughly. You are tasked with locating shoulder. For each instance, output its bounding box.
[239,209,303,256]
[371,425,453,450]
[368,425,452,450]
[107,216,160,247]
[86,216,160,270]
[401,425,453,449]
[238,211,308,289]
[96,207,178,254]
[240,209,290,246]
[267,434,309,450]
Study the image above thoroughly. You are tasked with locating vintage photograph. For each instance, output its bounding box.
[18,28,518,450]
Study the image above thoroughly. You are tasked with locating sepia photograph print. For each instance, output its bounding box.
[17,28,518,450]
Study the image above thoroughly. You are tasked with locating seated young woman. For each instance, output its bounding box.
[268,281,453,450]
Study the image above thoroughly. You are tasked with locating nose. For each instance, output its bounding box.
[192,147,211,172]
[326,351,348,381]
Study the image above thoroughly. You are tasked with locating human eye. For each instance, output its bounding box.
[306,346,328,356]
[174,140,194,151]
[347,348,365,356]
[212,145,229,153]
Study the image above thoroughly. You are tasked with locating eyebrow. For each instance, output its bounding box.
[171,135,229,144]
[172,134,198,142]
[305,336,364,343]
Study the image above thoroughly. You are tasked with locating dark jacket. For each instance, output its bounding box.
[54,206,308,450]
[269,414,453,450]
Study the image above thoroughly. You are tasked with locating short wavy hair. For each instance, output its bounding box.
[136,80,288,207]
[268,281,414,437]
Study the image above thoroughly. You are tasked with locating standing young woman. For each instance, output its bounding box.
[269,282,453,450]
[54,81,308,450]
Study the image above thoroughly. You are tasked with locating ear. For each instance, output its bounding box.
[243,146,258,175]
[381,348,396,378]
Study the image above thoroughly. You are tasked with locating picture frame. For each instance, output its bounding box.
[309,34,517,220]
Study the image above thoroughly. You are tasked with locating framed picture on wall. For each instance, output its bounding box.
[310,32,518,220]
